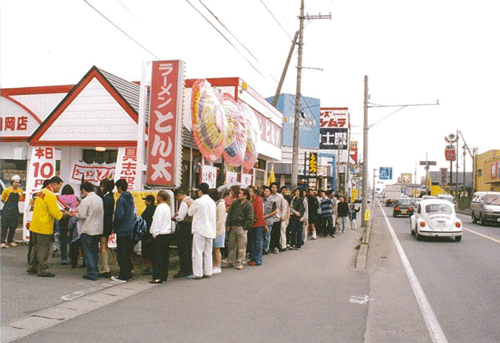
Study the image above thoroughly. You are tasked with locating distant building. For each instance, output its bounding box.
[475,149,500,192]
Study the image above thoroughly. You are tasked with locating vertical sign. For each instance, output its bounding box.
[115,147,138,190]
[331,155,337,192]
[147,60,184,187]
[201,165,217,188]
[439,168,448,188]
[24,147,56,242]
[309,152,317,175]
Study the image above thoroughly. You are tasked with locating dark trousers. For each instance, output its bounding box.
[270,221,281,251]
[69,240,80,268]
[1,225,16,244]
[176,222,192,275]
[152,234,172,281]
[321,215,334,236]
[59,221,68,263]
[289,218,303,248]
[28,232,52,274]
[116,235,133,280]
[80,234,99,279]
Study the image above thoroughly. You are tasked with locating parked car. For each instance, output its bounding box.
[470,191,500,226]
[393,198,414,217]
[410,199,462,241]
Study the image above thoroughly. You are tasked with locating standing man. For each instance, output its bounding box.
[112,179,136,282]
[278,185,290,252]
[337,196,350,233]
[27,176,69,277]
[76,182,104,281]
[172,189,194,278]
[319,190,334,237]
[225,188,253,270]
[268,183,283,253]
[330,191,339,234]
[140,194,156,276]
[187,183,216,279]
[262,186,277,255]
[149,191,173,284]
[1,175,23,248]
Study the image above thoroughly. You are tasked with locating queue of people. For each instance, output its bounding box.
[3,174,360,282]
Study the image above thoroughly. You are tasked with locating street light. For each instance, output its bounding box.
[361,76,439,227]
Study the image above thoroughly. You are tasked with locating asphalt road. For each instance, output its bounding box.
[7,228,371,343]
[381,204,500,343]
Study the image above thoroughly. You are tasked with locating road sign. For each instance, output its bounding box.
[379,167,393,180]
[419,161,437,166]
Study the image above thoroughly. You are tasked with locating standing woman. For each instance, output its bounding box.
[307,189,319,240]
[58,184,78,264]
[209,189,226,274]
[98,179,115,278]
[1,175,23,248]
[301,189,309,244]
[248,186,266,266]
[289,189,306,249]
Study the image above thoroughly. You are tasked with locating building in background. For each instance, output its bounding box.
[268,94,322,190]
[474,150,500,192]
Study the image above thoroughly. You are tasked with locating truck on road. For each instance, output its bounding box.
[384,184,402,206]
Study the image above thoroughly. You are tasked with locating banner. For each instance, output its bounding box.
[226,171,238,184]
[147,60,184,187]
[68,162,115,186]
[241,173,252,187]
[23,147,57,242]
[201,165,217,188]
[309,152,317,175]
[115,147,138,190]
[439,168,448,188]
[349,141,358,166]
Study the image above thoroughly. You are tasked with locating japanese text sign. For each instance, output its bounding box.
[201,165,217,189]
[115,147,138,190]
[69,162,115,186]
[309,152,317,174]
[147,60,184,187]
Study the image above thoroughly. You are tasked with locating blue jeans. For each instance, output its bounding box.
[262,225,272,252]
[248,227,264,265]
[289,218,303,248]
[80,234,99,279]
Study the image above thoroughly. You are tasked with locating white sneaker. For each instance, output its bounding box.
[212,267,222,274]
[311,232,317,240]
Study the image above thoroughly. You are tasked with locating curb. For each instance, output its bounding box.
[355,200,376,270]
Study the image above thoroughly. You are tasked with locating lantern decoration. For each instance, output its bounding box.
[220,94,247,166]
[240,102,259,170]
[191,79,227,162]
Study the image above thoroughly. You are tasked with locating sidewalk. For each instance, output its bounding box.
[0,243,179,324]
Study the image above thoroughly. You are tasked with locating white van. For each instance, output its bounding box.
[471,192,500,226]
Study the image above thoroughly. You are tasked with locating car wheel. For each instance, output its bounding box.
[472,212,477,223]
[410,222,415,236]
[415,227,422,241]
[455,236,462,242]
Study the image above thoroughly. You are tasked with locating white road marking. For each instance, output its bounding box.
[349,295,374,305]
[381,205,448,343]
[462,227,500,244]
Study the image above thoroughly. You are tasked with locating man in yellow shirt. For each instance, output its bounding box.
[27,176,70,277]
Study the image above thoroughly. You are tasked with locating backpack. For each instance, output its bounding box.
[132,215,148,245]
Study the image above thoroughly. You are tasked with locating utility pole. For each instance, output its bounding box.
[361,76,369,227]
[272,31,299,107]
[291,2,331,190]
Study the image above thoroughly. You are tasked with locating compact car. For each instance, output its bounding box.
[410,199,462,242]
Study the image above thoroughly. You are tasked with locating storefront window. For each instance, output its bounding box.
[83,149,117,164]
[0,159,28,189]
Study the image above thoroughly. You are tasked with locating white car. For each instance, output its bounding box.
[410,199,462,242]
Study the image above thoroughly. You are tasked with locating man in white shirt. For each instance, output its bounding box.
[172,189,194,278]
[76,182,104,281]
[149,191,173,284]
[187,183,216,279]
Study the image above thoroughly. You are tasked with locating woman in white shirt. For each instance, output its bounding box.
[150,191,173,284]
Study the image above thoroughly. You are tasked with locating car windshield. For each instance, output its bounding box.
[485,194,500,205]
[425,204,452,214]
[396,199,411,206]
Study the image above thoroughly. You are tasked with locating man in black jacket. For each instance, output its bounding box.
[337,196,350,233]
[140,194,156,275]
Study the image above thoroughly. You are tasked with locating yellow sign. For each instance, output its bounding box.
[309,152,317,174]
[350,188,358,203]
[364,209,370,222]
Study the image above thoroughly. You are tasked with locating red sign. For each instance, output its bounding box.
[445,144,456,161]
[147,60,184,186]
[320,108,349,128]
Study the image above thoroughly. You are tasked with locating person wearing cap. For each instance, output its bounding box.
[1,175,24,248]
[140,194,156,275]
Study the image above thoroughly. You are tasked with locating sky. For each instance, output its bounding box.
[1,0,498,185]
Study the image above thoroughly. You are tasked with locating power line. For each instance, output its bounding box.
[185,0,266,79]
[259,0,293,41]
[83,0,159,59]
[115,0,139,20]
[198,0,260,63]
